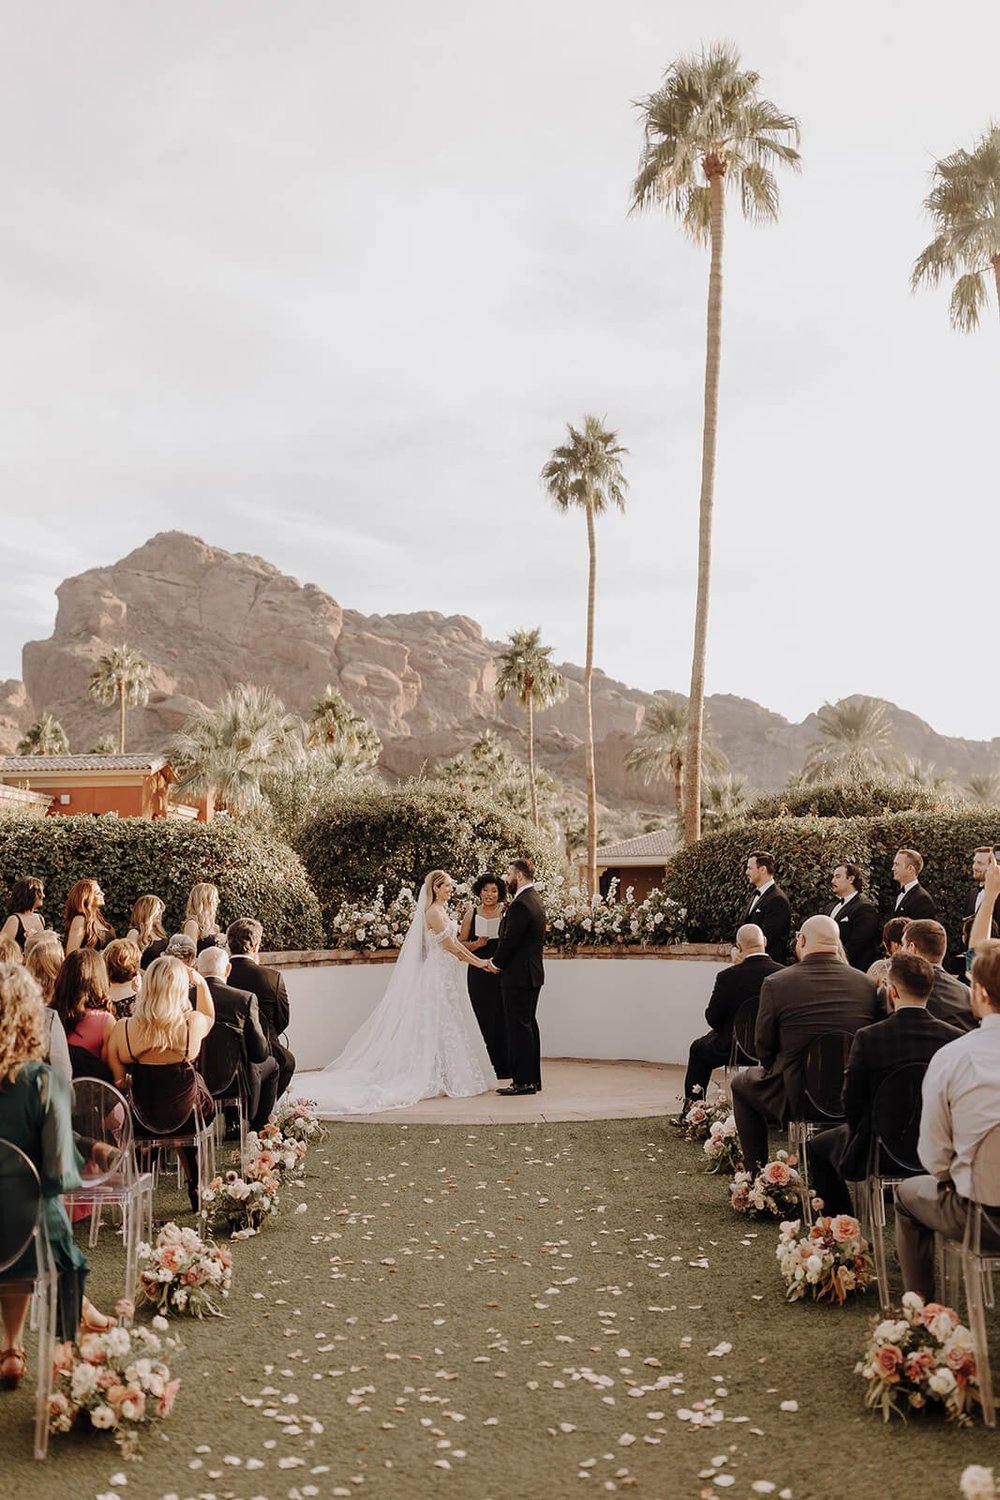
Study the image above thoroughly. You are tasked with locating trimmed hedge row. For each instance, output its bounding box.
[0,815,324,951]
[744,776,950,820]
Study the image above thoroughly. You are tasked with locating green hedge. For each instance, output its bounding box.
[0,815,323,951]
[296,783,562,941]
[863,811,999,945]
[745,776,949,821]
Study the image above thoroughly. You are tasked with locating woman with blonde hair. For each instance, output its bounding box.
[64,878,114,954]
[23,933,71,1082]
[127,894,168,968]
[0,935,21,964]
[106,956,215,1211]
[182,882,221,952]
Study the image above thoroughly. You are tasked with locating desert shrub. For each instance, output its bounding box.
[745,776,950,821]
[296,782,561,941]
[0,815,323,951]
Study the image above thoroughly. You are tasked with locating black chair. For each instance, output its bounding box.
[788,1030,854,1223]
[861,1063,925,1310]
[199,1027,249,1161]
[723,997,760,1093]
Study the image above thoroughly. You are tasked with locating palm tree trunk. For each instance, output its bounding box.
[673,755,683,823]
[118,680,126,753]
[683,162,726,846]
[584,502,598,891]
[527,696,539,828]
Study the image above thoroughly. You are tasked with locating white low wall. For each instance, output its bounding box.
[281,955,726,1071]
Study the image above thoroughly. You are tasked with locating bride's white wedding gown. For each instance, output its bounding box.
[305,915,498,1118]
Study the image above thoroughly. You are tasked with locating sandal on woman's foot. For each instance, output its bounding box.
[80,1298,117,1334]
[0,1348,27,1390]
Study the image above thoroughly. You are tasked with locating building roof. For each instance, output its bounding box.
[594,829,676,862]
[0,754,170,774]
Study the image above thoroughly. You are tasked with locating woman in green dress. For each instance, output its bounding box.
[0,963,90,1388]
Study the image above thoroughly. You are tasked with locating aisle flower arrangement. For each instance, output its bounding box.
[245,1126,307,1177]
[49,1323,181,1455]
[678,1087,732,1145]
[272,1095,328,1145]
[201,1168,280,1240]
[777,1213,873,1304]
[703,1111,744,1174]
[137,1222,233,1318]
[858,1293,979,1425]
[730,1152,804,1217]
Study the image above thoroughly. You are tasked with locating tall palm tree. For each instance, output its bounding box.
[632,43,800,844]
[16,713,69,755]
[802,697,899,783]
[541,415,628,890]
[306,685,381,769]
[88,735,118,755]
[964,771,1000,806]
[88,645,151,753]
[912,124,1000,332]
[898,756,954,794]
[495,627,567,827]
[170,683,305,816]
[625,697,728,820]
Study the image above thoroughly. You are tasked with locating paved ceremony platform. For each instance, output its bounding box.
[295,1057,687,1123]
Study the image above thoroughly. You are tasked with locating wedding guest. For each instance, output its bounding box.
[165,932,211,1009]
[183,882,223,952]
[730,915,879,1174]
[682,924,780,1108]
[106,956,215,1213]
[826,863,881,972]
[807,952,960,1216]
[460,873,510,1078]
[226,919,295,1099]
[104,938,143,1019]
[64,878,114,954]
[741,852,791,963]
[890,848,935,920]
[1,876,45,952]
[902,920,976,1032]
[957,848,1000,968]
[196,945,279,1132]
[0,935,22,964]
[865,916,909,993]
[52,949,115,1080]
[894,938,1000,1298]
[128,894,169,968]
[23,932,72,1082]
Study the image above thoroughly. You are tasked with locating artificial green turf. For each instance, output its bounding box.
[1,1120,996,1500]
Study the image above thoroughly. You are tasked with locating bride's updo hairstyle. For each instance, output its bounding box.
[423,870,451,904]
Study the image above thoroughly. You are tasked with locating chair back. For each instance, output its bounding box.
[869,1063,925,1175]
[0,1138,43,1275]
[70,1077,134,1186]
[198,1023,244,1099]
[802,1030,854,1120]
[731,998,760,1066]
[970,1122,1000,1211]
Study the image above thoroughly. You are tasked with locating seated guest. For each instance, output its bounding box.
[0,935,22,964]
[64,878,115,954]
[104,938,143,1019]
[52,949,115,1080]
[183,882,223,953]
[894,938,1000,1298]
[866,916,908,993]
[808,952,960,1216]
[127,895,169,969]
[826,863,881,972]
[165,932,211,1008]
[742,851,791,963]
[902,920,976,1032]
[226,919,295,1100]
[196,946,279,1132]
[106,956,215,1213]
[682,924,780,1108]
[730,915,879,1175]
[24,932,71,1080]
[890,848,935,920]
[1,875,45,952]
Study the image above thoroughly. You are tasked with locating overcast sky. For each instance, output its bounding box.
[1,1,997,736]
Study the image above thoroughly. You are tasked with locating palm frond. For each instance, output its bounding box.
[949,271,989,333]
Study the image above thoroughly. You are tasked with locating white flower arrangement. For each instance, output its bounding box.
[730,1152,804,1217]
[201,1167,280,1239]
[137,1221,233,1318]
[50,1324,182,1454]
[858,1293,979,1425]
[777,1214,873,1305]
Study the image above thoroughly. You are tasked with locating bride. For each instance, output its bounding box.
[305,870,498,1117]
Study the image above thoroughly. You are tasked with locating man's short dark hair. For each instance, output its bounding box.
[882,916,908,951]
[747,850,776,876]
[837,862,864,893]
[903,918,947,965]
[509,859,534,881]
[971,939,1000,1010]
[227,918,263,955]
[887,950,934,1003]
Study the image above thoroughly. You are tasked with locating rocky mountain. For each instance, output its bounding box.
[5,531,1000,805]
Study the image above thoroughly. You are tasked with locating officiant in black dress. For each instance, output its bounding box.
[460,874,511,1078]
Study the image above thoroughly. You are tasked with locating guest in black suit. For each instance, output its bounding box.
[826,862,881,972]
[196,946,279,1131]
[682,924,781,1107]
[808,952,961,1215]
[730,915,879,1174]
[742,851,791,964]
[901,920,976,1032]
[488,859,546,1096]
[226,918,295,1100]
[956,847,1000,969]
[890,848,935,920]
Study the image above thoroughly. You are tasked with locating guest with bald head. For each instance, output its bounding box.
[730,913,880,1173]
[681,924,782,1110]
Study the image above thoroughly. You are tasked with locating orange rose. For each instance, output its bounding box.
[873,1344,903,1382]
[829,1214,861,1243]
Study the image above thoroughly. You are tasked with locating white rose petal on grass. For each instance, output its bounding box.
[715,1478,736,1490]
[779,1400,799,1412]
[751,1485,777,1495]
[618,1434,636,1446]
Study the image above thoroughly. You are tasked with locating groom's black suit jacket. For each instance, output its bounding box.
[743,883,791,964]
[493,887,546,988]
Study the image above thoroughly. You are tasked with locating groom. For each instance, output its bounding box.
[487,858,546,1096]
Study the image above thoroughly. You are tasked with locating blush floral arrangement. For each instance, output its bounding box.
[678,1087,732,1145]
[49,1322,181,1455]
[201,1168,280,1239]
[137,1222,233,1318]
[271,1095,328,1146]
[730,1152,804,1217]
[703,1111,744,1175]
[776,1213,873,1304]
[857,1293,979,1425]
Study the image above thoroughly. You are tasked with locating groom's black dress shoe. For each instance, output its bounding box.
[496,1084,536,1096]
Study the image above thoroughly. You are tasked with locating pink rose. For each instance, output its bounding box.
[873,1344,903,1381]
[904,1350,936,1381]
[158,1379,180,1417]
[829,1214,861,1243]
[762,1161,791,1187]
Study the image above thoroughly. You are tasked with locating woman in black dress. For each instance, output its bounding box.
[1,875,45,953]
[460,874,510,1078]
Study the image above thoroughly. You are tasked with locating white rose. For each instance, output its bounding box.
[928,1367,957,1395]
[71,1363,100,1400]
[960,1465,998,1500]
[90,1403,117,1429]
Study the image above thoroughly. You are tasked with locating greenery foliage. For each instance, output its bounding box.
[745,775,950,821]
[0,814,323,950]
[296,783,561,940]
[16,713,70,755]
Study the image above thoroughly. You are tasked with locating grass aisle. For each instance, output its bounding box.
[2,1119,994,1499]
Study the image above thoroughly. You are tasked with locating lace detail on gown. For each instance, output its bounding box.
[306,915,497,1117]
